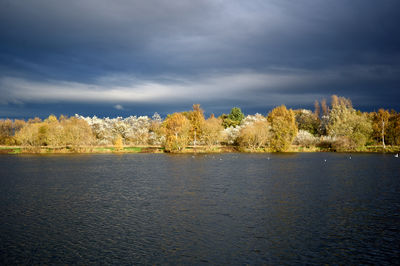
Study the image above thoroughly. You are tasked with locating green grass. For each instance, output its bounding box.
[94,147,114,152]
[93,146,142,153]
[123,147,142,152]
[1,144,399,154]
[365,145,400,153]
[8,148,22,154]
[0,146,19,150]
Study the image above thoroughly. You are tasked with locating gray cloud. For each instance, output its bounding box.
[2,65,397,109]
[0,0,400,117]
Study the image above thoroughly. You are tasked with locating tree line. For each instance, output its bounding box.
[1,95,400,152]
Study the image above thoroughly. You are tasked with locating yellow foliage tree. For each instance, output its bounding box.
[202,116,224,148]
[16,116,94,151]
[0,119,15,145]
[61,117,94,150]
[327,97,372,150]
[163,113,190,152]
[267,105,297,152]
[372,109,390,148]
[15,122,42,147]
[237,120,271,151]
[188,104,205,146]
[114,135,124,151]
[44,115,64,146]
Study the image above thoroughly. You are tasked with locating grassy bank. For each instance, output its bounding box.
[1,145,399,154]
[0,146,164,154]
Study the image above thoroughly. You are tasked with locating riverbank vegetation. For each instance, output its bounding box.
[1,95,400,154]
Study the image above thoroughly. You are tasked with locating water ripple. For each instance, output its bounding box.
[0,153,399,264]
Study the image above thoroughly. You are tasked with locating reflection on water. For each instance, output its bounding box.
[0,153,399,264]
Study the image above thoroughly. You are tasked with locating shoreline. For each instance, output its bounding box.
[1,145,399,155]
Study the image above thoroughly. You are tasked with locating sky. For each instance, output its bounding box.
[1,0,400,119]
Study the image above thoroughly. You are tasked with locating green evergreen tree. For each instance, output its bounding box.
[223,107,245,128]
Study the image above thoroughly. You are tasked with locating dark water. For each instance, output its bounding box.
[0,153,399,265]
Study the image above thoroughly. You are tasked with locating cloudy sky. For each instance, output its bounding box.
[1,0,400,118]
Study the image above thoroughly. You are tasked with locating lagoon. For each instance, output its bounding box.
[0,153,399,264]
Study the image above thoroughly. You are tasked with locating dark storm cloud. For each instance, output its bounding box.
[1,0,400,117]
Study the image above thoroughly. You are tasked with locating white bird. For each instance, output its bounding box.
[395,154,399,158]
[324,159,327,162]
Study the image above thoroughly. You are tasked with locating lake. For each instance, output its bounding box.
[0,153,399,264]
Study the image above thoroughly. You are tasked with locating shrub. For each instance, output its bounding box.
[293,130,317,147]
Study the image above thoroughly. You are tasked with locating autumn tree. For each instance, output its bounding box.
[114,135,124,151]
[188,104,205,146]
[202,115,224,148]
[0,119,27,145]
[17,116,55,147]
[14,117,48,149]
[0,119,14,145]
[237,120,271,151]
[28,117,42,124]
[331,95,339,108]
[15,115,94,150]
[386,111,400,145]
[13,119,26,132]
[327,96,372,151]
[267,105,297,152]
[321,99,329,116]
[15,122,44,148]
[372,109,390,148]
[314,100,320,118]
[44,115,64,146]
[148,112,164,145]
[294,109,320,135]
[163,113,191,152]
[60,117,94,150]
[316,98,331,135]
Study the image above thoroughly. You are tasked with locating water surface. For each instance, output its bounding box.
[1,153,399,264]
